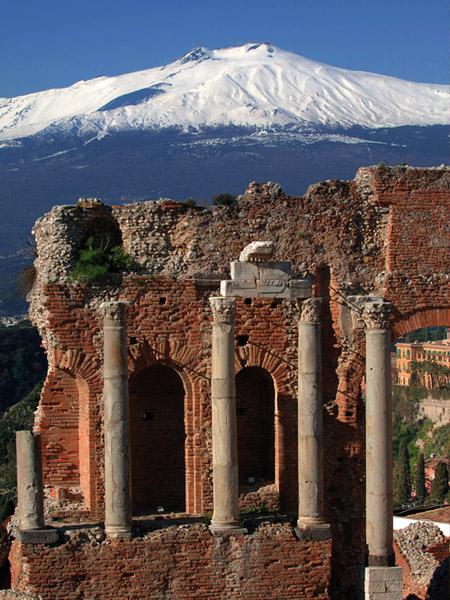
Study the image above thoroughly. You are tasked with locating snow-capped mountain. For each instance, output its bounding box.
[1,43,449,318]
[0,42,448,143]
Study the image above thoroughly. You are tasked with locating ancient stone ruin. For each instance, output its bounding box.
[6,166,450,599]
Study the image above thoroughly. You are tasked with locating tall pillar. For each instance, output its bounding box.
[100,300,132,539]
[209,297,245,535]
[16,431,44,531]
[363,301,394,566]
[296,298,330,539]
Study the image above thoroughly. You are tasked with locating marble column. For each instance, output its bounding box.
[100,300,132,539]
[296,298,330,539]
[209,297,245,535]
[363,301,394,566]
[16,431,44,531]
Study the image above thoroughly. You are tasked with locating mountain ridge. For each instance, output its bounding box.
[0,43,448,142]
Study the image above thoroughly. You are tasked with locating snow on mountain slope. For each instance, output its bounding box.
[0,43,448,142]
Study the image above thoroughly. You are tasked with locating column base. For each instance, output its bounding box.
[358,565,403,600]
[17,527,59,545]
[105,525,132,539]
[368,553,395,567]
[209,521,247,536]
[295,518,332,541]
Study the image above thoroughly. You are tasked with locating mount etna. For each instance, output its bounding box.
[0,42,448,317]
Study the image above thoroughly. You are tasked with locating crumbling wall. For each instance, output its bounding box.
[394,521,449,600]
[10,522,332,600]
[23,165,450,600]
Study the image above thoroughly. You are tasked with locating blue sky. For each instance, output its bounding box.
[1,0,448,98]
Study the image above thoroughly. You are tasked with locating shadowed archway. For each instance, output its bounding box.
[129,364,186,514]
[236,366,275,488]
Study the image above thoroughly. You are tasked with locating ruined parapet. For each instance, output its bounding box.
[394,521,449,599]
[28,170,398,350]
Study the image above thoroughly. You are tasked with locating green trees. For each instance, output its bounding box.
[0,321,46,414]
[70,236,143,283]
[394,438,411,507]
[212,193,236,206]
[414,453,426,504]
[430,461,449,504]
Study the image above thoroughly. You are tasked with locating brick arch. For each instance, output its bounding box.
[235,344,291,507]
[391,307,450,340]
[128,337,197,393]
[51,347,101,383]
[127,337,200,513]
[129,364,186,513]
[41,348,102,514]
[235,343,290,393]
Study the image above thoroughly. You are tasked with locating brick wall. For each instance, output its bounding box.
[10,524,332,600]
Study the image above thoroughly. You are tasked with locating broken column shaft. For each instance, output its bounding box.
[101,300,132,539]
[16,431,44,531]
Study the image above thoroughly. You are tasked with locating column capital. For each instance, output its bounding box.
[362,301,392,330]
[100,301,131,324]
[300,297,322,323]
[347,295,392,330]
[210,296,236,323]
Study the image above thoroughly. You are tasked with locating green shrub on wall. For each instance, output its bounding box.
[71,236,143,283]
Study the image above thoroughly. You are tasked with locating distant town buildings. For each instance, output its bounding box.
[395,329,450,389]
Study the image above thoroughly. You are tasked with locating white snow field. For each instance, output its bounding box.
[0,42,448,142]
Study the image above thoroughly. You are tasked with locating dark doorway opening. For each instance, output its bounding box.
[129,364,185,514]
[236,367,275,488]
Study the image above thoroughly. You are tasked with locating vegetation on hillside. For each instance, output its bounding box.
[405,326,448,343]
[0,321,46,415]
[394,438,411,506]
[414,453,426,503]
[0,322,46,513]
[0,383,42,506]
[393,382,450,509]
[430,462,449,504]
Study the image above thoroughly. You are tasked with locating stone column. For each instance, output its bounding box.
[100,300,132,539]
[16,431,44,531]
[296,298,330,539]
[209,297,246,535]
[363,301,394,566]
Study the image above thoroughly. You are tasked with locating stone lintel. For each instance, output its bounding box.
[17,527,59,545]
[220,279,311,299]
[231,261,292,281]
[294,522,331,542]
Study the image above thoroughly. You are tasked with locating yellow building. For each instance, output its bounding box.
[396,330,450,388]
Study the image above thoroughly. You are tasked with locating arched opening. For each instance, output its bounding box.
[236,367,275,489]
[129,364,186,514]
[38,368,89,510]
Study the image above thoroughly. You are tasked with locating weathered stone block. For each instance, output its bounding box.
[17,528,59,545]
[230,261,292,281]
